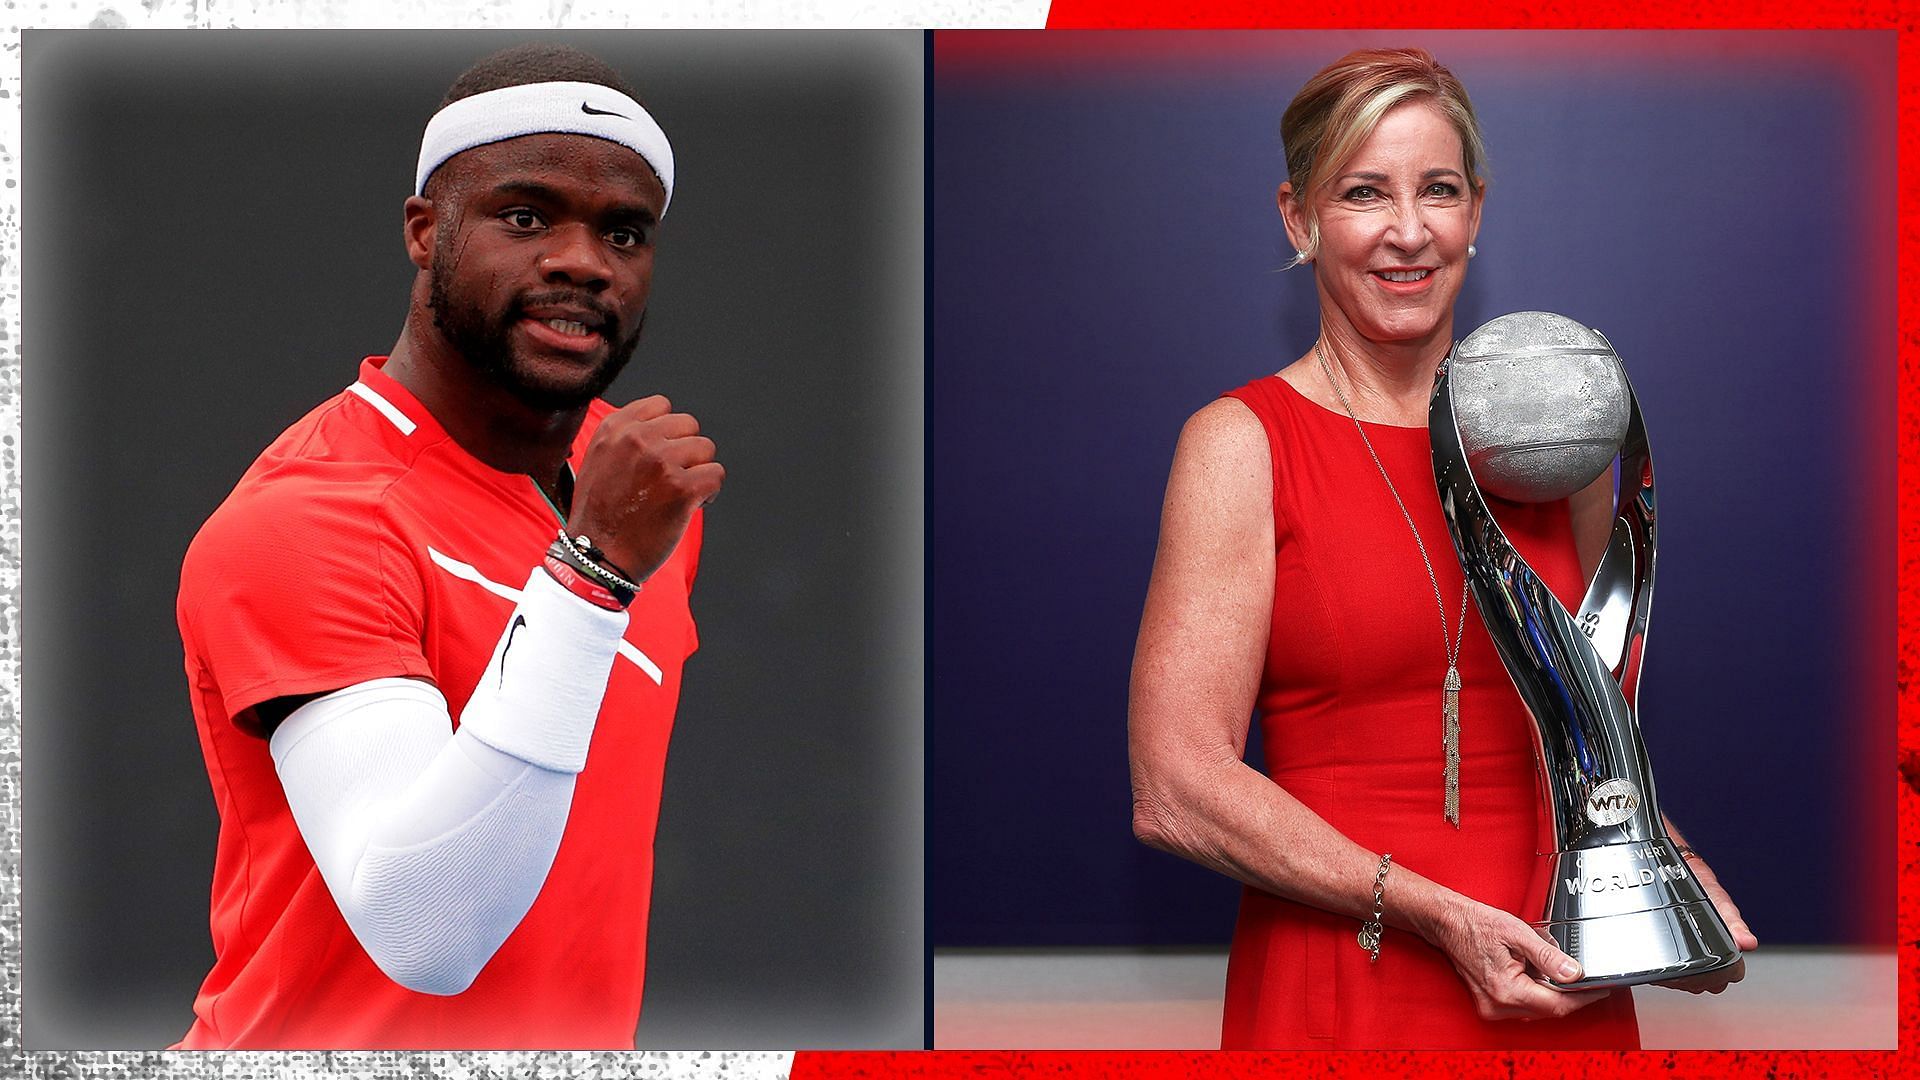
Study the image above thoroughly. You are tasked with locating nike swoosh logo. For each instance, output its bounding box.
[581,102,630,119]
[427,547,664,685]
[500,614,528,688]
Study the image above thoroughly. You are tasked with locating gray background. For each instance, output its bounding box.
[22,30,923,1049]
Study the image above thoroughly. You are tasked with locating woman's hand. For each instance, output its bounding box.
[1423,893,1613,1021]
[1653,850,1758,994]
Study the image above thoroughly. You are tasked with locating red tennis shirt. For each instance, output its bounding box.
[173,356,702,1049]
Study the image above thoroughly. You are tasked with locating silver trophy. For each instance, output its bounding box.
[1428,311,1742,989]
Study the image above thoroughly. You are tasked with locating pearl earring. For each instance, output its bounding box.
[1468,244,1478,259]
[1296,249,1313,264]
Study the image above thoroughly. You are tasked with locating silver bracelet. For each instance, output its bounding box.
[1357,852,1392,963]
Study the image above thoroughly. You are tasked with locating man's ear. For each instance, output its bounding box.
[402,195,436,272]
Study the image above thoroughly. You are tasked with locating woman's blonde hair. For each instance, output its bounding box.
[1281,47,1487,267]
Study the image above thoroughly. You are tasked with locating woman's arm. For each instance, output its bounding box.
[1654,814,1759,993]
[1128,399,1608,1021]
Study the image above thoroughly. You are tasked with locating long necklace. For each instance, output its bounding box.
[1315,339,1471,827]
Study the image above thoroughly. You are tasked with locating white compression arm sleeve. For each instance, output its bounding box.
[268,568,628,995]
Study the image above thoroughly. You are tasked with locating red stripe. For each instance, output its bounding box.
[1042,0,1904,29]
[789,1049,1901,1076]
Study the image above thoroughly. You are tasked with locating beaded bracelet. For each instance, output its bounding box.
[546,538,636,609]
[564,531,636,581]
[554,530,643,596]
[1357,852,1392,963]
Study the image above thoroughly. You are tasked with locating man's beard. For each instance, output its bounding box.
[428,264,644,412]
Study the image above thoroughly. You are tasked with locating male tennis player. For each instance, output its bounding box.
[173,44,720,1049]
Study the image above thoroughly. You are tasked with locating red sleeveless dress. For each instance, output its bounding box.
[1218,375,1640,1049]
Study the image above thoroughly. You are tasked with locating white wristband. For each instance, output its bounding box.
[456,567,629,774]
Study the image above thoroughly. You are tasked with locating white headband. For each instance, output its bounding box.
[415,80,675,214]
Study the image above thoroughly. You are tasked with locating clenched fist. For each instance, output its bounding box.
[567,395,723,584]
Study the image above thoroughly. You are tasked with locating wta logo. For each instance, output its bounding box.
[1584,778,1641,827]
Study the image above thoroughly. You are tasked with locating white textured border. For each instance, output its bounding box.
[0,0,1000,1072]
[19,1050,800,1077]
[1,9,20,1075]
[50,0,1050,29]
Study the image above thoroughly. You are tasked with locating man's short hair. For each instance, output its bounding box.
[438,43,644,111]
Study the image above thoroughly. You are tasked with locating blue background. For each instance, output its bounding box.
[931,31,1894,948]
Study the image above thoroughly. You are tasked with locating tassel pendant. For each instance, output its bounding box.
[1443,665,1462,827]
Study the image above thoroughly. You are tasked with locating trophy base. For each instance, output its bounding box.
[1531,839,1743,990]
[1537,899,1743,989]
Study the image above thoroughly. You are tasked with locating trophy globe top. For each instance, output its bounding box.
[1451,311,1632,503]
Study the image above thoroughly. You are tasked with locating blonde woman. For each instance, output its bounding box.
[1127,48,1756,1049]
